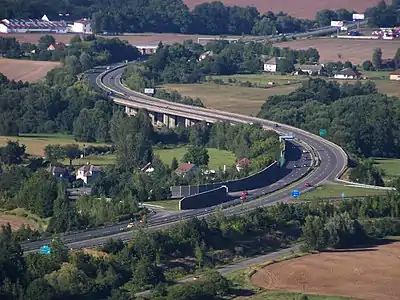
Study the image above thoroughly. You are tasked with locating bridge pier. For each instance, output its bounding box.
[168,115,177,128]
[148,112,155,125]
[185,118,195,127]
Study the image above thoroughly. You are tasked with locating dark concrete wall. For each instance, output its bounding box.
[171,161,284,198]
[179,186,228,210]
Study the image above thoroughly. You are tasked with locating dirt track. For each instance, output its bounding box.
[276,39,400,64]
[0,58,60,82]
[251,243,400,300]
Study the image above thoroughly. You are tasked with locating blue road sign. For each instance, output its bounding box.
[319,129,327,136]
[40,245,51,255]
[292,190,300,199]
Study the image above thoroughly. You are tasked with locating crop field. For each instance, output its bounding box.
[0,32,252,46]
[183,0,385,19]
[161,82,299,115]
[0,58,60,82]
[276,39,400,64]
[0,134,105,157]
[251,242,400,300]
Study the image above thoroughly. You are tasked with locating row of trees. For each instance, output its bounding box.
[123,40,320,94]
[0,0,332,35]
[0,35,141,139]
[1,188,400,299]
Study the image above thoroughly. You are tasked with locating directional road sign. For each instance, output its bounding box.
[40,245,51,255]
[341,192,345,198]
[319,129,327,136]
[292,190,300,199]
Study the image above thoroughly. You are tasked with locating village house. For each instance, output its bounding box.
[235,158,251,172]
[47,42,66,51]
[76,163,102,184]
[47,166,69,179]
[389,70,400,81]
[263,57,281,72]
[334,68,362,80]
[175,163,198,177]
[140,162,154,174]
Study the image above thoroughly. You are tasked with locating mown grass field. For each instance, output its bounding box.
[374,158,400,178]
[0,133,106,157]
[302,184,390,200]
[0,134,235,169]
[161,82,299,116]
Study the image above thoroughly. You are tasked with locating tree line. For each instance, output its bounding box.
[0,35,141,140]
[1,188,400,299]
[0,0,347,36]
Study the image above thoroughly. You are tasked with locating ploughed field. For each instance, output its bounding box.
[251,242,400,300]
[276,39,400,65]
[183,0,386,19]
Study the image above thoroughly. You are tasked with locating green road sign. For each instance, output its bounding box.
[319,129,327,136]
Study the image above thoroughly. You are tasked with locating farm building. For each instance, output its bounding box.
[389,70,400,81]
[70,18,92,33]
[334,68,362,80]
[0,15,68,33]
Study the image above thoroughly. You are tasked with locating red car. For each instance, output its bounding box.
[241,191,248,196]
[240,195,246,201]
[304,183,311,187]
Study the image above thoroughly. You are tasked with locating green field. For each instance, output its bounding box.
[154,146,236,169]
[244,292,355,300]
[65,146,235,169]
[374,158,400,178]
[302,184,390,200]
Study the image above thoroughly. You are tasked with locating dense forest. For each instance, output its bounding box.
[1,189,400,299]
[257,78,400,160]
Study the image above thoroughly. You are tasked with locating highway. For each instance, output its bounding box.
[21,28,351,252]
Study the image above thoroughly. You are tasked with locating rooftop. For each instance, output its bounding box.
[175,163,196,174]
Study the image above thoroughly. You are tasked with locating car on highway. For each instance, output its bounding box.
[274,124,279,127]
[304,183,311,187]
[294,164,299,168]
[240,195,246,201]
[241,191,248,196]
[303,164,308,167]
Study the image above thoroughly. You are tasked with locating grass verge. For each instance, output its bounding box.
[146,200,180,211]
[302,184,390,200]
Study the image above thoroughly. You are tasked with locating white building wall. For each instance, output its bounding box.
[0,24,9,33]
[263,63,277,72]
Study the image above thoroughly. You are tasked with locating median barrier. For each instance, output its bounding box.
[179,186,229,210]
[337,35,379,40]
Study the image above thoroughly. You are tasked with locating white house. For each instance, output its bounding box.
[295,64,324,75]
[334,68,362,80]
[70,18,92,33]
[76,164,101,184]
[263,58,279,72]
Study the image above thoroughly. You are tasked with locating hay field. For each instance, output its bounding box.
[276,39,400,64]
